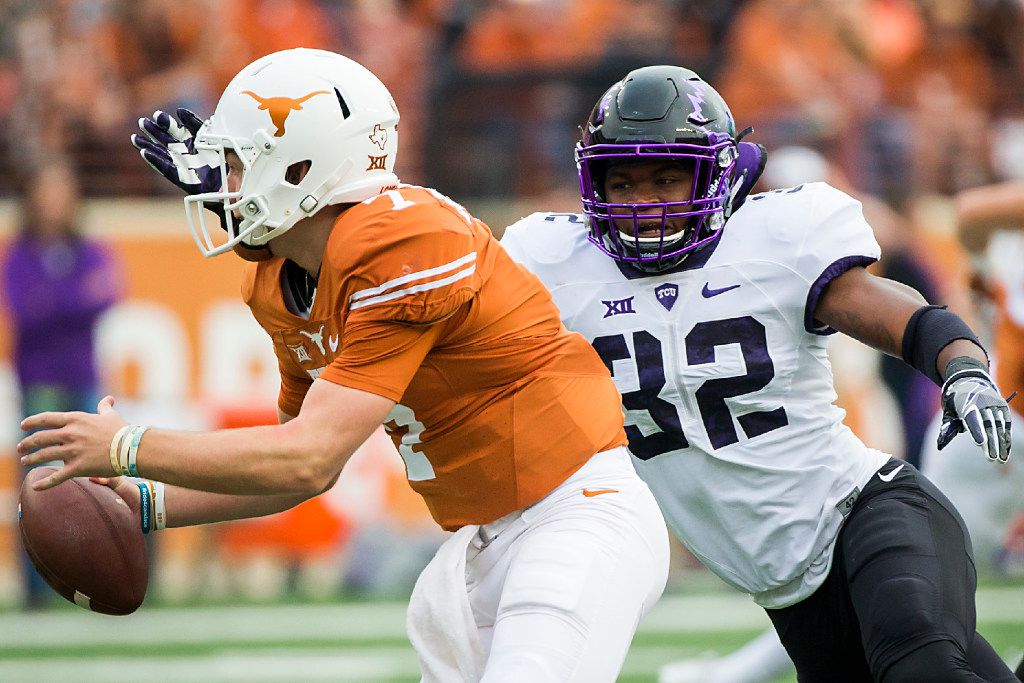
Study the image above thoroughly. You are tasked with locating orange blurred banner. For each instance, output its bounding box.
[0,211,434,590]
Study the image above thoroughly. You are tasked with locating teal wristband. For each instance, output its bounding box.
[136,482,151,534]
[126,427,148,477]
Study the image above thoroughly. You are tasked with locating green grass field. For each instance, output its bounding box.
[0,584,1020,682]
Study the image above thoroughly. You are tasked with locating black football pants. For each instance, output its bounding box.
[766,459,1017,682]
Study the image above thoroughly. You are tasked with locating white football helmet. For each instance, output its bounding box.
[186,48,400,257]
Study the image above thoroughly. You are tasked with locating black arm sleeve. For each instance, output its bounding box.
[901,305,985,385]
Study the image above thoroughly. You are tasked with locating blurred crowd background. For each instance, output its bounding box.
[2,0,1023,200]
[0,0,1023,610]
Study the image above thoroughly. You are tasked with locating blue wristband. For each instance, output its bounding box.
[136,482,152,535]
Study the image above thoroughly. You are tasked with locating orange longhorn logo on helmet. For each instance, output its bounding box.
[241,90,331,137]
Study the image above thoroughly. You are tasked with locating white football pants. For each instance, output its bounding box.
[469,446,670,682]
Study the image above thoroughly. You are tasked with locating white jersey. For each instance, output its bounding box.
[501,182,891,608]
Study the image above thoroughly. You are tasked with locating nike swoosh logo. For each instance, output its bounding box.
[328,334,339,352]
[701,283,741,298]
[582,488,619,497]
[877,463,904,483]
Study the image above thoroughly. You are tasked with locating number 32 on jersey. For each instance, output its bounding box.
[593,315,789,460]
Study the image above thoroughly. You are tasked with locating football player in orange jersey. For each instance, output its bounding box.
[954,180,1024,399]
[922,180,1024,581]
[934,179,1024,682]
[17,49,669,681]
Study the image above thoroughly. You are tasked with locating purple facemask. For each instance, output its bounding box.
[576,133,738,272]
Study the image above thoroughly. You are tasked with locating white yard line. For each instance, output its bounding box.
[0,602,411,648]
[0,645,706,682]
[0,587,1019,649]
[0,649,419,682]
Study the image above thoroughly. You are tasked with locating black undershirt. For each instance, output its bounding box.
[282,259,317,317]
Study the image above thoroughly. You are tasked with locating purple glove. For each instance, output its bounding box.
[131,109,222,202]
[131,108,274,262]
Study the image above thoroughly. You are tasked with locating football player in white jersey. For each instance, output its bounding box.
[501,66,1018,682]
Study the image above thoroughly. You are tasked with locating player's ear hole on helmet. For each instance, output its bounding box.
[285,160,312,186]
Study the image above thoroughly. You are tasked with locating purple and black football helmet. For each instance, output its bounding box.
[577,65,764,273]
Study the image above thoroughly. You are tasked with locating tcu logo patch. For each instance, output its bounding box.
[602,296,636,318]
[655,283,678,311]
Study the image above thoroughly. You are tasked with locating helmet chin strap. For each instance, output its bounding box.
[233,241,274,262]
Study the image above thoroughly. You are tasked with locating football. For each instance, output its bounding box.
[18,467,149,615]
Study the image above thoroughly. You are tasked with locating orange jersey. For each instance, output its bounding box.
[243,186,626,529]
[992,282,1024,397]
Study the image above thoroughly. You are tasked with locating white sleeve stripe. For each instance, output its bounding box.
[349,264,476,310]
[349,252,477,304]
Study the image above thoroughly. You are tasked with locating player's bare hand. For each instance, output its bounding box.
[17,396,127,490]
[90,476,142,515]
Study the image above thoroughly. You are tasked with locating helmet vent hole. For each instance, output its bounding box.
[334,88,351,119]
[285,160,312,186]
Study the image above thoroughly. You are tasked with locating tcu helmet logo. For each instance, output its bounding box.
[686,84,712,126]
[241,90,331,137]
[655,283,678,311]
[369,124,388,150]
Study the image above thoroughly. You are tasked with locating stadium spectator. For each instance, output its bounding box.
[112,0,224,122]
[1,158,122,608]
[0,0,1020,202]
[716,0,876,154]
[921,179,1024,576]
[332,0,437,183]
[863,197,947,467]
[3,2,139,194]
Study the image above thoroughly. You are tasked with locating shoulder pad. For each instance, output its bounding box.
[336,191,485,324]
[501,212,589,267]
[734,182,863,244]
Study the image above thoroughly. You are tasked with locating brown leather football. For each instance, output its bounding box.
[18,467,148,615]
